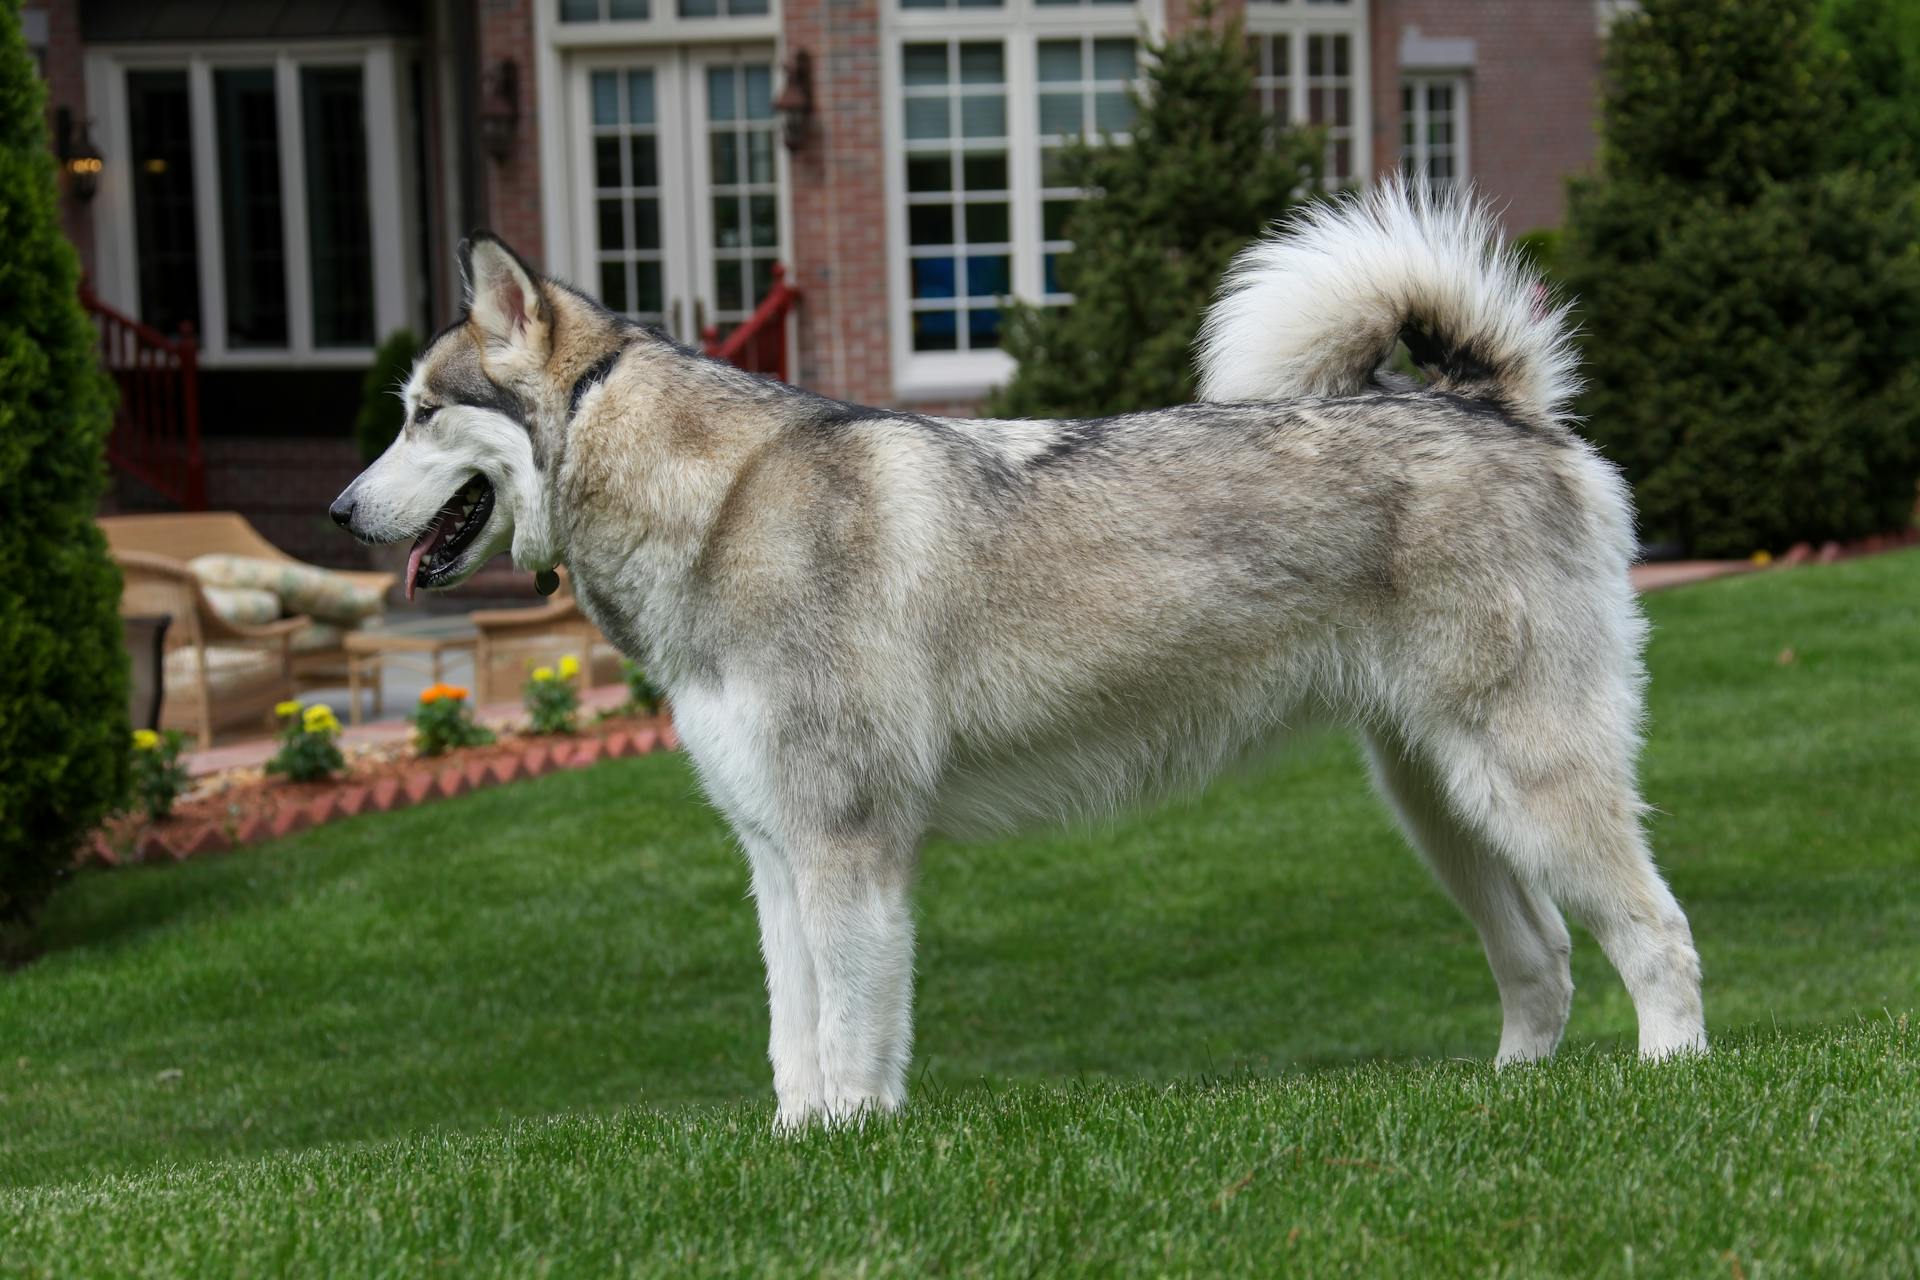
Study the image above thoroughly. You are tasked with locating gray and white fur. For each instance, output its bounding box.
[333,180,1706,1128]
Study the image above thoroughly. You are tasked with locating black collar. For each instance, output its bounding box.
[568,345,628,420]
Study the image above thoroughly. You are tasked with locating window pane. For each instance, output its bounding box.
[214,68,288,348]
[907,154,952,192]
[711,131,739,184]
[633,198,661,249]
[713,195,742,247]
[912,258,957,300]
[302,66,375,348]
[708,67,737,121]
[905,98,950,140]
[732,0,771,12]
[960,94,1006,138]
[966,254,1009,297]
[1037,41,1081,83]
[595,136,622,187]
[744,66,773,118]
[1093,38,1136,81]
[968,308,1001,348]
[592,71,620,126]
[598,198,626,251]
[1038,92,1080,136]
[964,201,1009,243]
[1093,90,1134,133]
[630,136,658,187]
[609,0,649,15]
[909,204,954,245]
[958,43,1003,85]
[127,70,199,337]
[600,260,628,312]
[903,45,949,87]
[635,262,663,313]
[561,0,600,20]
[628,70,655,125]
[747,131,775,183]
[680,0,719,15]
[748,194,777,247]
[914,311,958,352]
[962,152,1007,190]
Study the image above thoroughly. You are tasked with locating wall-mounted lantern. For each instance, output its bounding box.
[56,108,104,202]
[480,60,521,164]
[774,49,814,153]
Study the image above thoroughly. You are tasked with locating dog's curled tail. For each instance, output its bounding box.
[1195,179,1579,427]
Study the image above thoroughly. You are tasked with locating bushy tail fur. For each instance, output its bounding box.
[1195,179,1580,427]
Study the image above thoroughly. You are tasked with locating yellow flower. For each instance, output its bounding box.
[132,729,160,751]
[558,655,581,681]
[302,705,340,734]
[1750,549,1773,567]
[275,700,302,718]
[531,666,556,683]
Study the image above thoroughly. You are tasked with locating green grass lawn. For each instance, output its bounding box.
[4,552,1918,1275]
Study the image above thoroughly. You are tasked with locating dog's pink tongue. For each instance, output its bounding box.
[405,519,442,602]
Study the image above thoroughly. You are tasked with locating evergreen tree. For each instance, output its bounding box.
[1562,0,1920,556]
[988,14,1322,419]
[0,4,130,958]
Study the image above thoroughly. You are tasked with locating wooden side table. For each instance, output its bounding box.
[343,627,478,725]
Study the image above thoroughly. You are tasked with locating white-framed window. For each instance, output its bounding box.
[1400,74,1468,192]
[1245,0,1370,187]
[550,0,779,42]
[884,0,1157,400]
[85,41,420,367]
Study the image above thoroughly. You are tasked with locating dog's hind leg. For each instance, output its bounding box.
[1424,713,1707,1061]
[1365,729,1574,1063]
[790,835,917,1125]
[742,834,828,1130]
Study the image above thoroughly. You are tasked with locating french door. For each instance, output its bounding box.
[569,47,785,344]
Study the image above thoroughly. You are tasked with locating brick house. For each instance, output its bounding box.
[27,0,1603,563]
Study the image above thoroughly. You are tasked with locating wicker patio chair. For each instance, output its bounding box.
[112,550,308,748]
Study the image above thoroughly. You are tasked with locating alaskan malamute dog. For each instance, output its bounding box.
[333,183,1706,1127]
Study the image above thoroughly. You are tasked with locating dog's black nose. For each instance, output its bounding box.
[329,497,355,529]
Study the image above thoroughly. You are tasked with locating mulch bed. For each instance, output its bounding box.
[89,711,679,867]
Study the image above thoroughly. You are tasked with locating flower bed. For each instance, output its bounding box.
[88,707,678,867]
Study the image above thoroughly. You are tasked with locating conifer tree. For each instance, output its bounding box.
[0,4,129,957]
[988,14,1322,419]
[1562,0,1920,555]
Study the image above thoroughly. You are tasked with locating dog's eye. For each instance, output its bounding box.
[415,405,440,425]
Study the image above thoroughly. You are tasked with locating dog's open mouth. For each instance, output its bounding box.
[406,474,495,600]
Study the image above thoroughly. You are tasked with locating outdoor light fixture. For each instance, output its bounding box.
[774,49,814,153]
[56,108,103,202]
[480,59,520,163]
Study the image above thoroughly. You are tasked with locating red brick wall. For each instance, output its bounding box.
[477,0,544,260]
[1369,0,1599,233]
[30,1,96,277]
[783,0,894,406]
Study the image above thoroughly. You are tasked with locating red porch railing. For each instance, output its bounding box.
[702,262,800,382]
[80,286,205,511]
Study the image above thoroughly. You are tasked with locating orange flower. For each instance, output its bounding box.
[419,683,471,705]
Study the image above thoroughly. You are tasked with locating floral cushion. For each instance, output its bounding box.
[201,585,282,627]
[191,555,384,625]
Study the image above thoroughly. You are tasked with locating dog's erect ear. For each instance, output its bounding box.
[460,233,548,354]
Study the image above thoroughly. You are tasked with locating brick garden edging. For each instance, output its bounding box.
[88,718,681,868]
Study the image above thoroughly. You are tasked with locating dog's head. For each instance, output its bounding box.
[330,234,568,598]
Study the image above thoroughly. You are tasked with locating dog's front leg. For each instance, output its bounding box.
[743,836,827,1130]
[792,839,916,1126]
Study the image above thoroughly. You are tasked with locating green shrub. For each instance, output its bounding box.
[0,4,131,957]
[523,657,580,735]
[987,10,1322,418]
[354,330,420,463]
[265,702,346,782]
[619,660,662,717]
[1561,0,1920,555]
[411,684,493,757]
[128,729,190,822]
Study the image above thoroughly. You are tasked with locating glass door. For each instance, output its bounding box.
[685,50,783,342]
[569,47,784,344]
[572,55,690,335]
